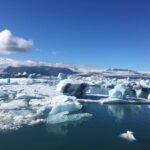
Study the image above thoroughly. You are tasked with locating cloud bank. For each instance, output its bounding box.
[0,29,33,54]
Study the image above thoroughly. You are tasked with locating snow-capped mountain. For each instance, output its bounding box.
[0,57,150,78]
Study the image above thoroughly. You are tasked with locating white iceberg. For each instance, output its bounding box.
[58,73,67,80]
[120,130,136,142]
[108,83,137,99]
[109,89,123,99]
[0,90,8,99]
[51,95,76,105]
[49,101,82,115]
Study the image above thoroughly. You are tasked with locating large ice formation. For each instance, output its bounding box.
[56,79,88,98]
[49,101,82,115]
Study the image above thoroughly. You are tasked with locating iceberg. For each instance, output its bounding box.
[120,130,136,142]
[109,89,123,99]
[56,79,88,98]
[49,101,82,115]
[136,88,149,99]
[0,90,8,99]
[51,95,77,105]
[58,73,67,80]
[108,84,137,99]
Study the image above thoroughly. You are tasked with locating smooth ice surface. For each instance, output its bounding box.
[49,101,82,115]
[120,130,136,142]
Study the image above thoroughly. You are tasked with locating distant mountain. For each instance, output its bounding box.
[76,68,150,79]
[1,57,150,78]
[4,66,75,76]
[106,68,140,74]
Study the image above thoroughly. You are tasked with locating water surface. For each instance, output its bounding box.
[1,104,150,150]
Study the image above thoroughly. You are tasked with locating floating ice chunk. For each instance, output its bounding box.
[148,94,150,100]
[120,130,136,142]
[16,93,43,100]
[49,101,82,115]
[0,90,8,99]
[109,83,136,99]
[0,79,10,85]
[51,95,76,105]
[0,100,28,110]
[47,111,92,124]
[136,88,149,99]
[58,73,67,80]
[86,85,101,94]
[10,78,34,85]
[22,72,27,76]
[29,119,46,126]
[56,79,88,98]
[109,89,123,99]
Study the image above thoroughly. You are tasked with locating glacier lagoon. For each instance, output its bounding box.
[0,71,150,150]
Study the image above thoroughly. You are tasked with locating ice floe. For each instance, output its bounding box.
[120,130,136,142]
[49,101,82,115]
[0,100,28,110]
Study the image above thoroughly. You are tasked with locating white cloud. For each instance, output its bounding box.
[51,50,61,56]
[0,29,33,54]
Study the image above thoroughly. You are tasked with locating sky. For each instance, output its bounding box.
[0,0,150,71]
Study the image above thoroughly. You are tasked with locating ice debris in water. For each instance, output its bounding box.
[57,73,67,80]
[0,73,150,132]
[0,100,28,110]
[120,130,136,142]
[47,96,92,124]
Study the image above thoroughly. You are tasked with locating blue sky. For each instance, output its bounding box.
[0,0,150,71]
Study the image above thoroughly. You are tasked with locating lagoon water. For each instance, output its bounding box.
[1,104,150,150]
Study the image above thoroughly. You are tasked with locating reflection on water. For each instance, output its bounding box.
[107,105,141,120]
[1,103,150,150]
[47,116,91,136]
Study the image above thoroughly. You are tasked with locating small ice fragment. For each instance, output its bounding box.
[58,73,67,80]
[120,130,136,142]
